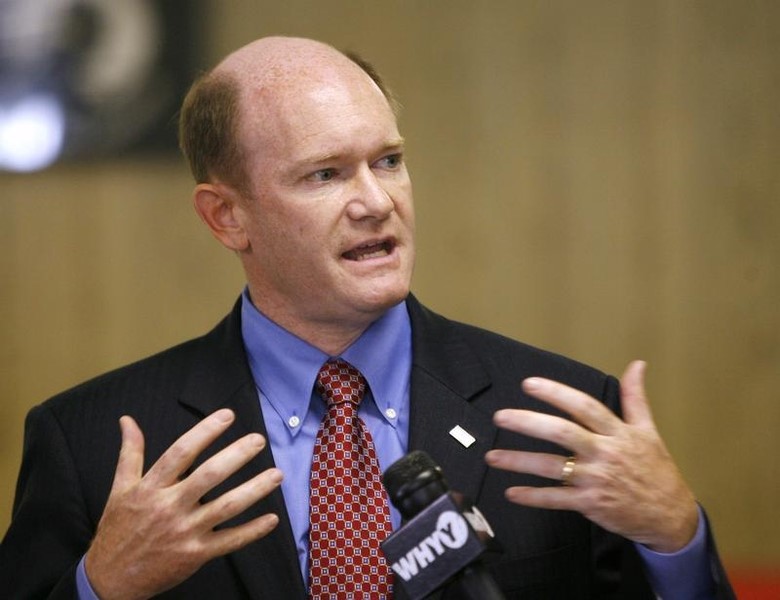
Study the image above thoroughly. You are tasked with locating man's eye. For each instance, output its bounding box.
[309,168,336,182]
[377,154,402,169]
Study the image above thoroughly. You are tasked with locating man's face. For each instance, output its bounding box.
[235,66,415,338]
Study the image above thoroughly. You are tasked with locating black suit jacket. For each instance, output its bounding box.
[1,296,734,599]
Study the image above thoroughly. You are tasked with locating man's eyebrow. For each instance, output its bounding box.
[384,138,407,157]
[382,137,406,149]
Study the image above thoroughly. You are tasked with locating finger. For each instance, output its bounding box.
[183,433,268,502]
[619,360,655,428]
[485,449,574,483]
[145,409,236,487]
[110,416,145,494]
[198,467,284,528]
[522,377,623,436]
[504,485,579,512]
[208,513,281,558]
[493,409,595,457]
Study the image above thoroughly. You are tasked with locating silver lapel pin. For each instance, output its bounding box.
[449,425,476,448]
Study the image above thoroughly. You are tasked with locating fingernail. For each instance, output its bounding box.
[214,409,234,423]
[493,409,510,425]
[523,377,542,390]
[269,468,284,484]
[248,433,265,448]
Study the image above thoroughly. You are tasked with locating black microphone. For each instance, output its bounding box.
[381,451,506,600]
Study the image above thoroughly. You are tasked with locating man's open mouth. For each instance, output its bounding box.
[343,240,394,261]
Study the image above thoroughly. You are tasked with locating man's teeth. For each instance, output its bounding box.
[346,243,390,261]
[355,248,388,261]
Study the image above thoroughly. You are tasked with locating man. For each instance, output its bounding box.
[1,37,734,599]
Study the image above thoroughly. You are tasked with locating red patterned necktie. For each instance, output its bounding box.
[308,360,394,598]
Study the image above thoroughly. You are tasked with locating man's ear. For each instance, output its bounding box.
[192,183,249,251]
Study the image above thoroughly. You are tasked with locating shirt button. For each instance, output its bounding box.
[288,416,301,428]
[385,408,397,420]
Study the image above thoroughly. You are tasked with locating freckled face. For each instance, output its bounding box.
[235,67,415,336]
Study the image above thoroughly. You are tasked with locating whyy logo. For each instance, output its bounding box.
[390,511,470,581]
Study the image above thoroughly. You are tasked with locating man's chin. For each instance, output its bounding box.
[350,285,410,318]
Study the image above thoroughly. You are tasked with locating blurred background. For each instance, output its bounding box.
[1,0,778,594]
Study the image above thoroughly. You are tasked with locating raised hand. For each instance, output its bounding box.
[485,361,698,552]
[84,409,283,600]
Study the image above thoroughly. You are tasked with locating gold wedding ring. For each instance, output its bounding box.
[560,456,577,486]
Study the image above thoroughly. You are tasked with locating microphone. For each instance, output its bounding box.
[381,451,506,600]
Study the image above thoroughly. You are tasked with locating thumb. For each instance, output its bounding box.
[619,360,655,428]
[110,415,145,494]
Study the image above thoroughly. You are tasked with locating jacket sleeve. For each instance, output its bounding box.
[0,403,96,599]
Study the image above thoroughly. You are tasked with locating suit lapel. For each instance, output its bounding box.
[178,301,307,599]
[171,296,496,598]
[406,296,498,504]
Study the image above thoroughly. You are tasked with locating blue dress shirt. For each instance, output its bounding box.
[240,290,412,581]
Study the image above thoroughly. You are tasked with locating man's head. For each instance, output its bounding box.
[180,37,415,353]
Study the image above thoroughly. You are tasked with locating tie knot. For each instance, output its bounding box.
[316,360,367,408]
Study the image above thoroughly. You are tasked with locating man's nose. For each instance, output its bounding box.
[346,166,394,220]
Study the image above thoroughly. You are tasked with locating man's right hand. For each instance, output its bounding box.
[84,409,283,600]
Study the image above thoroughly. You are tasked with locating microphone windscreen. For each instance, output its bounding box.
[383,451,449,519]
[382,450,438,499]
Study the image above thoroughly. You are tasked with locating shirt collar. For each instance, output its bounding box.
[240,289,412,433]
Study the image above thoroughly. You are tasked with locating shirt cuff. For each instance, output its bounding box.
[76,556,101,600]
[634,505,716,600]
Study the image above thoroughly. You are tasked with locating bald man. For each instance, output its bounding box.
[1,37,734,599]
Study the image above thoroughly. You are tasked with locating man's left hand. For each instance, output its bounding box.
[485,360,698,553]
